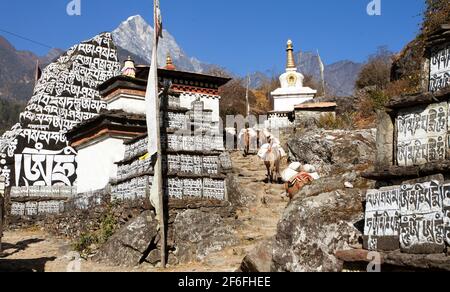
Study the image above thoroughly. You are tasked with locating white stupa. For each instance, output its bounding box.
[271,40,317,112]
[266,40,317,130]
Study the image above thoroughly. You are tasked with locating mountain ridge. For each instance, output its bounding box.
[296,51,363,97]
[112,15,207,73]
[0,14,363,104]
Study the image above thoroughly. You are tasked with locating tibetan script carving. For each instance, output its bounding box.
[364,187,400,251]
[430,43,450,93]
[0,32,121,188]
[14,143,76,187]
[399,181,445,253]
[396,102,448,166]
[442,183,450,245]
[365,181,447,254]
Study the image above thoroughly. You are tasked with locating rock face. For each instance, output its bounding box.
[272,189,364,272]
[287,129,376,176]
[173,209,238,263]
[226,173,253,207]
[96,210,159,267]
[239,239,273,272]
[272,128,376,272]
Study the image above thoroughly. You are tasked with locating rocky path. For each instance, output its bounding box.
[231,152,288,243]
[168,152,289,272]
[0,151,288,272]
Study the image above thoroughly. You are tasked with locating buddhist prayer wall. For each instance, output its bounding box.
[363,26,450,258]
[0,33,121,189]
[111,97,229,203]
[9,185,76,216]
[364,180,449,253]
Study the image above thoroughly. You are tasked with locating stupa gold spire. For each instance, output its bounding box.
[286,39,296,69]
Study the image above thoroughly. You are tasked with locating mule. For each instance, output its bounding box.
[261,142,283,183]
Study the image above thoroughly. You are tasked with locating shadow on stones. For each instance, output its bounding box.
[0,238,45,258]
[0,257,57,272]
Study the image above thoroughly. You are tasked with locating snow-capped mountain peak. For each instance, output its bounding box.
[112,15,203,72]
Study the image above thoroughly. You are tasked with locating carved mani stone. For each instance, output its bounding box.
[399,181,445,254]
[443,183,450,246]
[364,186,400,251]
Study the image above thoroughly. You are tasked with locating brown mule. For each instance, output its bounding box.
[285,172,314,200]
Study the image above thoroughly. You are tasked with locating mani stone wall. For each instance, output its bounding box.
[369,25,450,172]
[363,25,450,256]
[111,94,231,202]
[295,102,337,127]
[0,32,121,190]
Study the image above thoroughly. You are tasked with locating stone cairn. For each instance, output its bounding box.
[362,24,450,254]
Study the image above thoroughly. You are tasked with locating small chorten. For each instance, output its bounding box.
[269,39,317,113]
[164,54,176,70]
[122,56,136,78]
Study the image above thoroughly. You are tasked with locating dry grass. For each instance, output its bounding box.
[317,113,355,130]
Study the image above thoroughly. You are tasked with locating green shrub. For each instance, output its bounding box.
[72,206,118,255]
[73,233,97,254]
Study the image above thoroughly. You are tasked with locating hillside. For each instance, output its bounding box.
[297,51,363,97]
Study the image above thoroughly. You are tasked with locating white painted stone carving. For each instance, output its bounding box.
[399,181,444,252]
[396,102,448,166]
[364,187,400,251]
[430,44,450,92]
[365,181,448,253]
[441,183,450,245]
[203,178,225,200]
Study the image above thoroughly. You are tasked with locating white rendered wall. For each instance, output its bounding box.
[107,92,220,124]
[107,94,146,115]
[273,96,314,112]
[75,137,125,194]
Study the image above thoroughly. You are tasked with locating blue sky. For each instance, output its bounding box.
[0,0,425,75]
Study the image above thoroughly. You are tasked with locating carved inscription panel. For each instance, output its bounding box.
[365,181,447,253]
[430,43,450,93]
[396,102,448,167]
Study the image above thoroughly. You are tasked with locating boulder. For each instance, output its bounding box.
[272,127,377,272]
[226,174,254,207]
[239,239,273,272]
[287,129,376,176]
[95,210,159,267]
[272,188,364,272]
[173,209,238,263]
[145,249,161,265]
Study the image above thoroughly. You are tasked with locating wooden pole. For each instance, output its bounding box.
[153,0,166,269]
